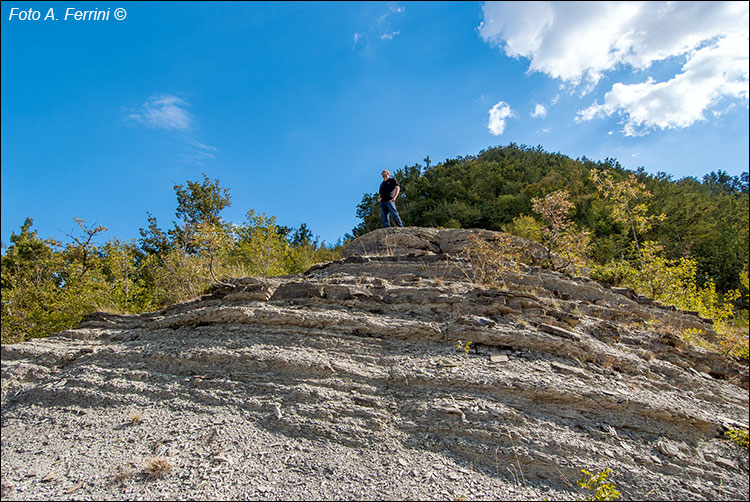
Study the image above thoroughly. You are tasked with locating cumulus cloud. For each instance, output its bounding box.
[128,95,192,131]
[531,103,547,118]
[488,101,514,135]
[576,32,749,135]
[479,1,749,135]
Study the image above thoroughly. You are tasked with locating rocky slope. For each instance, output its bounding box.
[2,227,748,500]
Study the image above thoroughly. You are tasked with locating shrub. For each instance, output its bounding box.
[625,241,747,359]
[577,468,620,501]
[591,260,636,287]
[502,214,543,242]
[460,233,523,286]
[725,428,749,449]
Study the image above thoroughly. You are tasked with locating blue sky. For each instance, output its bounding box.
[2,1,748,247]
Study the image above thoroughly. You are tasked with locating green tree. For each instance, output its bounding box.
[590,167,665,259]
[136,248,210,306]
[190,221,235,287]
[65,217,108,277]
[231,210,291,277]
[137,173,235,302]
[2,219,67,343]
[1,218,111,343]
[138,212,172,257]
[174,173,231,228]
[170,173,232,253]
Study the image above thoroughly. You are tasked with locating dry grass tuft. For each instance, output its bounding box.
[145,457,172,479]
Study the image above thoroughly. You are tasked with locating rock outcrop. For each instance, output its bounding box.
[2,227,748,500]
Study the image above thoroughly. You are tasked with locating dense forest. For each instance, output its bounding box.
[2,144,748,357]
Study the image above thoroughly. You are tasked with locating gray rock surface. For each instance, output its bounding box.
[2,227,748,500]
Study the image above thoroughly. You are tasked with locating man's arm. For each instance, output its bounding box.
[392,185,400,201]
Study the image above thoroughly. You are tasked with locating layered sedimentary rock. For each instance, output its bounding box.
[2,227,748,500]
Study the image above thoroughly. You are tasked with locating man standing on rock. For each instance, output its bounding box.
[378,170,404,228]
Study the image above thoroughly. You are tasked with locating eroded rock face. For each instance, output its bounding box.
[2,227,748,500]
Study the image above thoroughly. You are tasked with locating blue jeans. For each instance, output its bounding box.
[380,201,403,228]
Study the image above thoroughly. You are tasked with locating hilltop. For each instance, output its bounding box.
[1,227,748,500]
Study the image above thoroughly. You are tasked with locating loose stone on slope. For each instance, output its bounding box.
[658,441,680,457]
[539,323,581,341]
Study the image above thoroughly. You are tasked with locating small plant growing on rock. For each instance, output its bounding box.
[455,340,472,355]
[127,412,142,425]
[145,457,172,479]
[725,428,749,449]
[577,468,620,501]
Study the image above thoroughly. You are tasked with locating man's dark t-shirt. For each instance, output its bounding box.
[379,178,399,201]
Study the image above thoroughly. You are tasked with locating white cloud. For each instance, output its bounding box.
[488,101,514,135]
[381,30,401,40]
[128,95,192,131]
[531,103,547,118]
[576,32,749,135]
[126,95,217,164]
[479,1,749,135]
